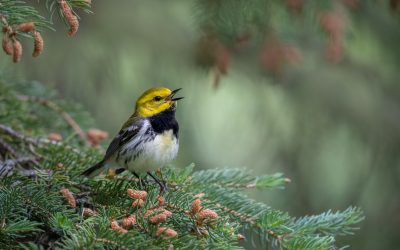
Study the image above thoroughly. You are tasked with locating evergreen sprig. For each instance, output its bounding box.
[0,0,91,62]
[0,81,364,249]
[0,0,51,29]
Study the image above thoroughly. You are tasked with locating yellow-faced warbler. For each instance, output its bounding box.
[82,87,183,192]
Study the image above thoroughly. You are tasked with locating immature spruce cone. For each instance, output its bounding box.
[60,0,79,36]
[156,227,178,237]
[110,219,128,234]
[48,132,62,141]
[82,208,97,217]
[191,199,202,214]
[32,31,44,57]
[197,208,218,225]
[237,234,246,240]
[156,195,165,206]
[150,213,167,224]
[86,128,109,146]
[16,22,35,33]
[60,188,76,208]
[194,193,205,199]
[121,215,136,229]
[2,36,13,55]
[127,189,148,200]
[132,199,145,207]
[12,39,23,63]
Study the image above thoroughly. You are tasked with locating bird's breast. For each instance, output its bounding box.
[151,129,179,158]
[126,129,178,172]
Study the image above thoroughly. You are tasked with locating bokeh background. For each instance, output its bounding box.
[1,1,400,249]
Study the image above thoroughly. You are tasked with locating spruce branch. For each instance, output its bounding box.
[0,124,91,160]
[0,124,39,146]
[0,137,19,158]
[0,157,38,177]
[0,0,92,62]
[191,168,290,189]
[0,81,364,249]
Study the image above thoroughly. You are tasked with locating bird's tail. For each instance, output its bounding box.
[81,159,107,177]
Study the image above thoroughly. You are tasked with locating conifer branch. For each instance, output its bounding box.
[0,0,91,62]
[17,95,88,144]
[191,168,291,189]
[0,137,18,158]
[0,81,364,249]
[0,124,39,146]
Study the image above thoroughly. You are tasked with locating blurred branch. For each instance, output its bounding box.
[0,157,37,177]
[0,137,18,158]
[17,95,89,145]
[0,124,38,146]
[0,123,84,156]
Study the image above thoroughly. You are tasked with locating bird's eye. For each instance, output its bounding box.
[154,96,162,101]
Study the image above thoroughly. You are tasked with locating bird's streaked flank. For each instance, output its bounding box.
[82,87,183,192]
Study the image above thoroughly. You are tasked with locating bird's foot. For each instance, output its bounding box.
[147,171,168,195]
[156,168,168,192]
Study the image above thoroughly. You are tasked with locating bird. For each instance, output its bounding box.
[81,87,183,193]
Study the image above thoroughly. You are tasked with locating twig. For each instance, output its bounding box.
[0,124,38,145]
[17,95,89,144]
[0,14,9,27]
[28,143,45,160]
[37,138,84,155]
[0,137,18,157]
[0,157,36,177]
[0,124,42,165]
[70,182,92,192]
[0,124,83,154]
[0,130,42,167]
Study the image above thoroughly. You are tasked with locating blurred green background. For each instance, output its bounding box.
[1,1,400,249]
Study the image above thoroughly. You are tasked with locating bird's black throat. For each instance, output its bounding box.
[148,107,179,137]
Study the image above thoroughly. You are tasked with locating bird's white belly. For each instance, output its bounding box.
[126,130,179,172]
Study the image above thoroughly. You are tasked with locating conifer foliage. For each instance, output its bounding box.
[0,81,364,249]
[193,0,399,86]
[0,0,91,62]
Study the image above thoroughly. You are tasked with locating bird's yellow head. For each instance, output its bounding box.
[135,87,183,117]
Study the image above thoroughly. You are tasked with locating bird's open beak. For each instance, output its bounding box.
[169,88,184,101]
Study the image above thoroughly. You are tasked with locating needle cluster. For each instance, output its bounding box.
[0,0,91,62]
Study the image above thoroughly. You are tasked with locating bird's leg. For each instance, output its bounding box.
[123,164,146,189]
[147,171,167,194]
[156,168,167,189]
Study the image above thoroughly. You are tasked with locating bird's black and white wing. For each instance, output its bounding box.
[81,119,142,177]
